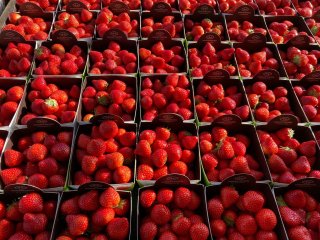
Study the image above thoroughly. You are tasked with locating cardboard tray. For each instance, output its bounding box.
[141,3,185,40]
[276,35,320,81]
[206,174,288,240]
[139,74,196,122]
[256,115,320,186]
[52,182,132,239]
[16,76,82,127]
[199,115,272,185]
[224,6,272,42]
[59,0,101,10]
[0,30,36,80]
[188,33,239,78]
[0,184,60,240]
[138,29,188,75]
[137,174,211,239]
[232,37,288,79]
[192,71,254,123]
[0,117,76,192]
[264,15,316,44]
[184,5,228,42]
[78,75,138,124]
[0,78,27,130]
[95,2,140,40]
[242,71,308,123]
[88,29,139,76]
[136,114,201,186]
[291,77,320,124]
[3,2,55,42]
[68,114,137,190]
[32,30,89,78]
[52,3,98,42]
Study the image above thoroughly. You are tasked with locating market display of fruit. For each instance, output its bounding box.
[0,0,319,238]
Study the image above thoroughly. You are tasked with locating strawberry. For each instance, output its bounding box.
[78,190,99,212]
[66,214,88,237]
[189,223,210,240]
[92,207,115,226]
[288,226,312,240]
[279,206,304,227]
[174,187,191,209]
[1,168,22,185]
[208,198,224,220]
[140,222,157,240]
[255,208,277,231]
[140,189,156,208]
[221,186,239,208]
[106,218,129,240]
[235,214,257,235]
[19,192,43,214]
[150,204,171,225]
[217,140,234,160]
[4,149,24,167]
[23,213,47,234]
[99,187,120,208]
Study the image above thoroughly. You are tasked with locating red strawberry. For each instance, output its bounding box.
[4,149,24,167]
[140,221,157,240]
[19,192,43,214]
[140,189,156,208]
[106,218,129,240]
[99,187,120,208]
[151,204,171,225]
[78,190,99,211]
[66,214,88,237]
[242,190,265,213]
[189,223,209,240]
[255,208,277,231]
[23,213,47,235]
[235,214,257,235]
[221,186,239,208]
[174,187,191,209]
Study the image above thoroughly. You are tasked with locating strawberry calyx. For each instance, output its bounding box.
[311,25,319,35]
[44,98,58,107]
[223,216,234,227]
[276,196,287,207]
[97,95,109,106]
